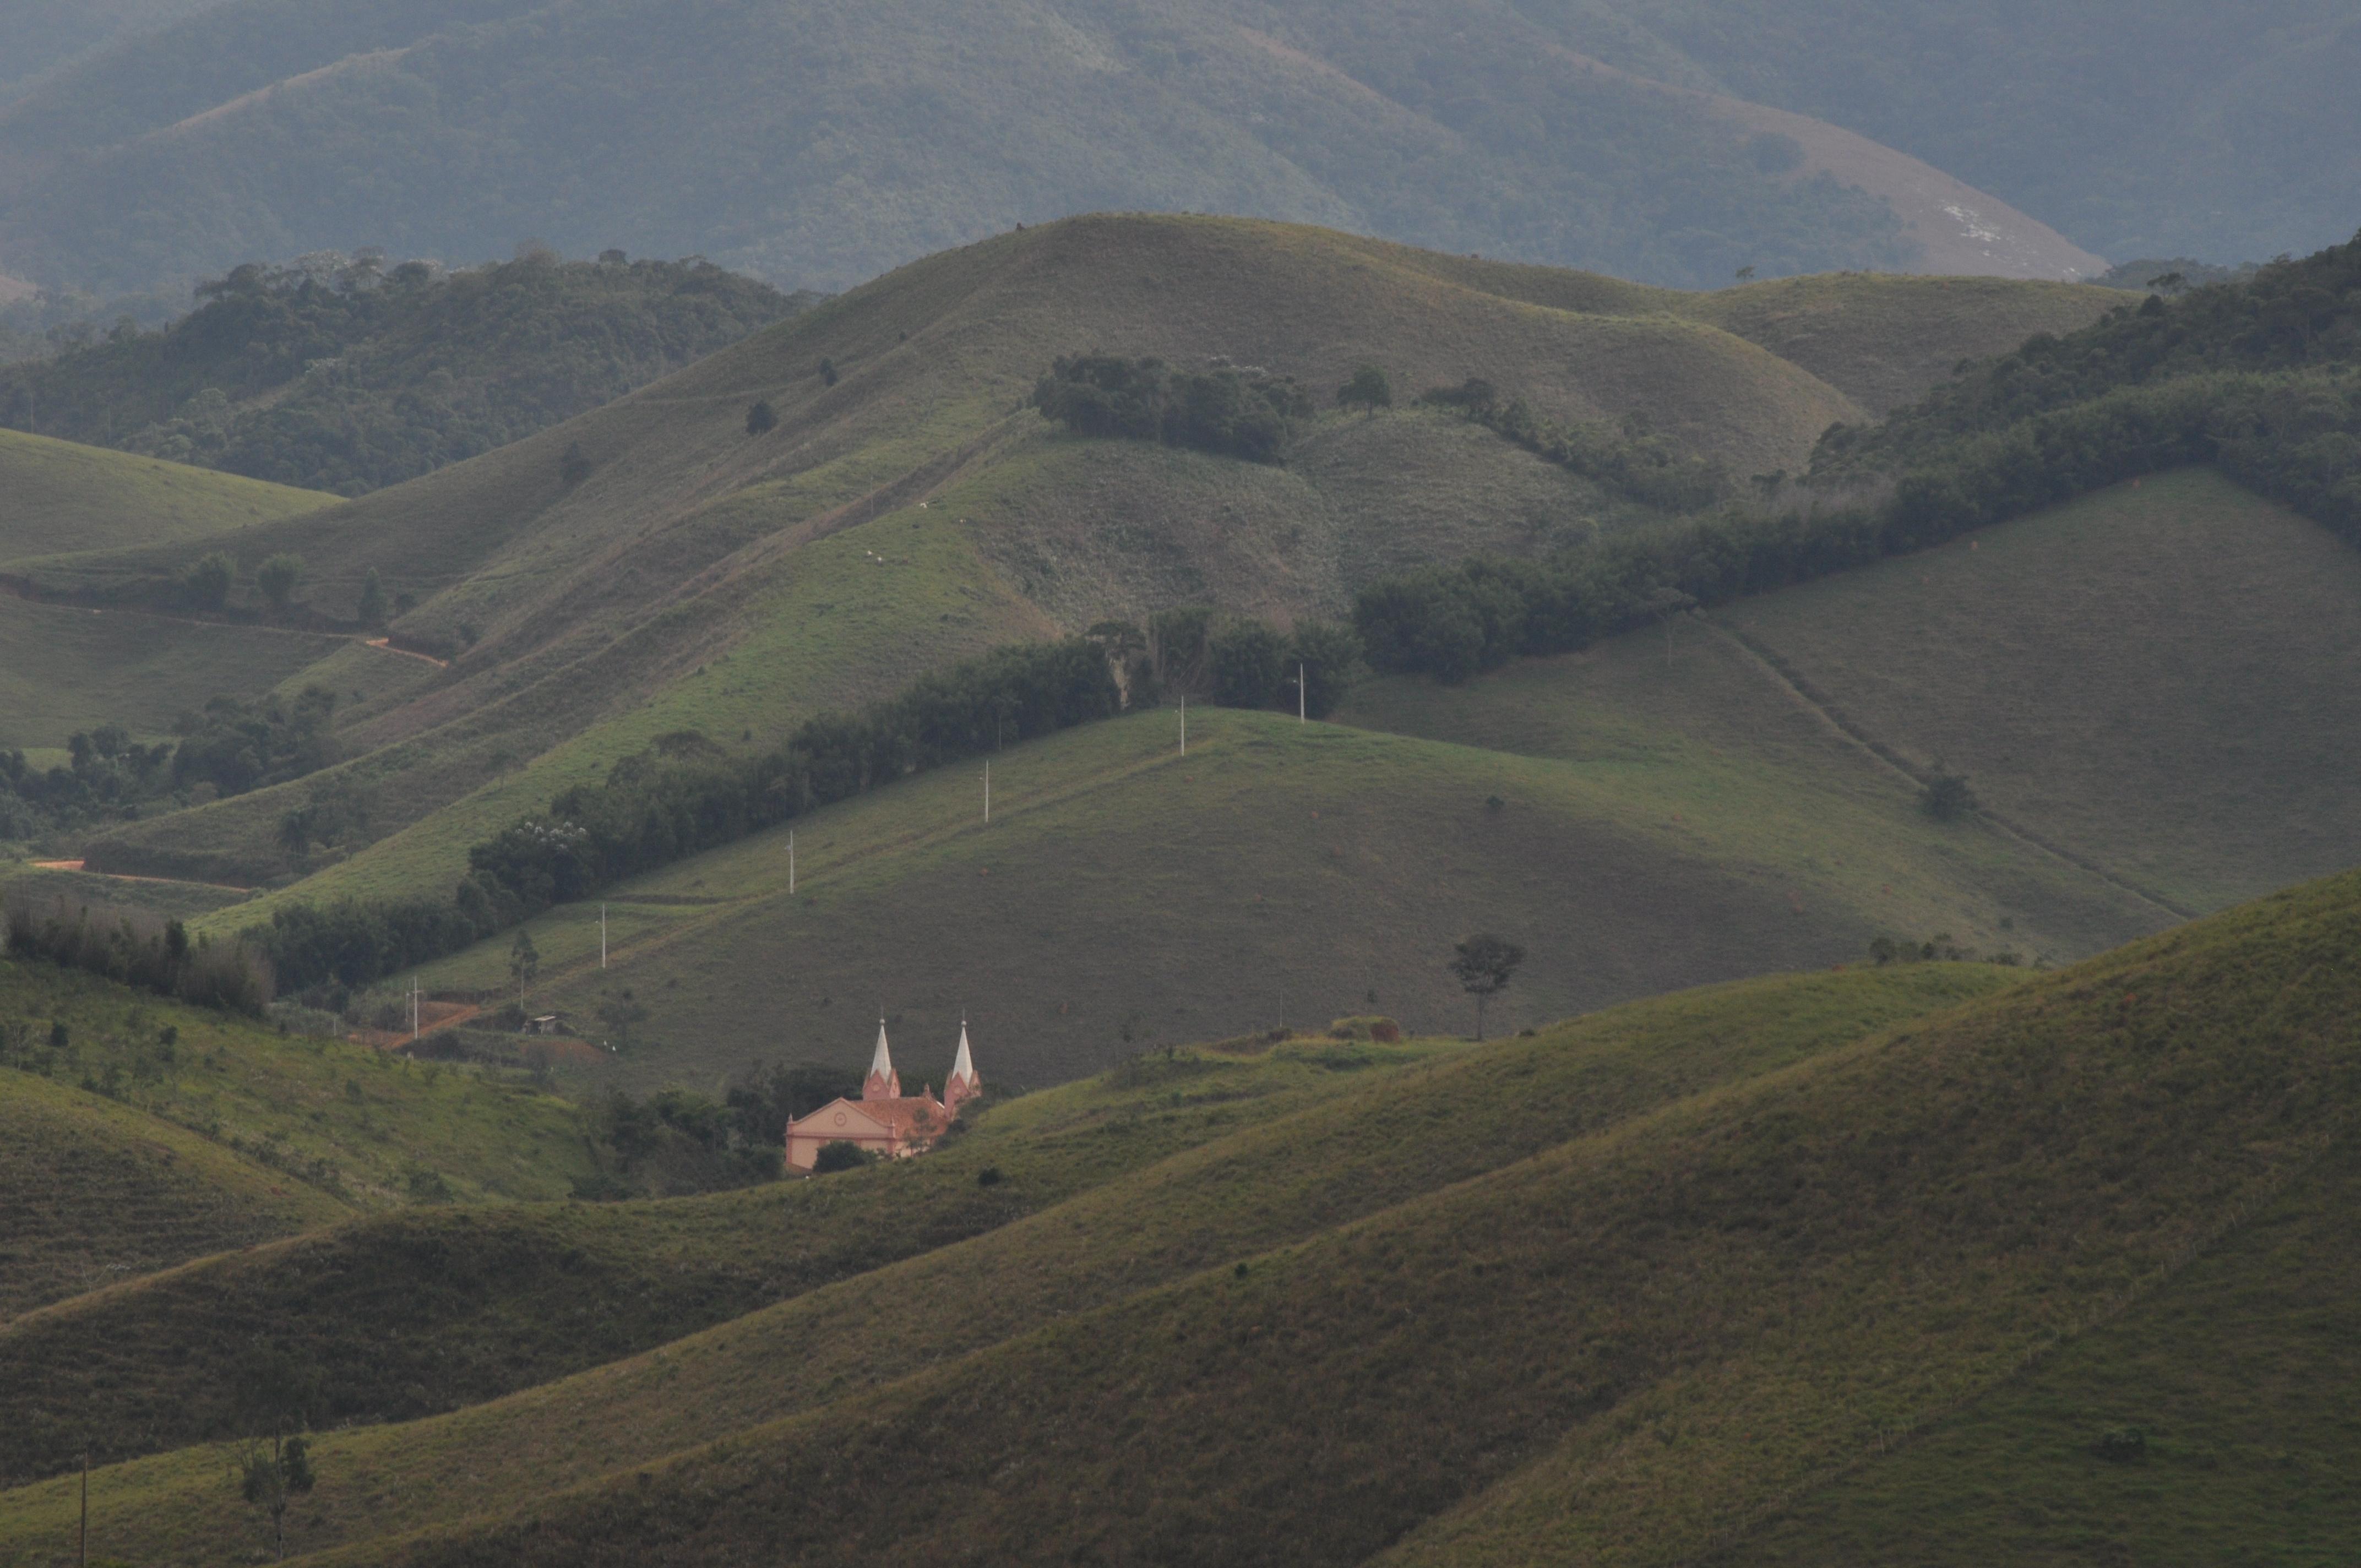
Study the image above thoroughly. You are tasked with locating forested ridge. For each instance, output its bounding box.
[0,250,809,495]
[1349,231,2361,682]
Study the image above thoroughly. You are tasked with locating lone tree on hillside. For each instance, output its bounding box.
[1644,585,1696,667]
[746,399,777,435]
[1449,932,1525,1041]
[256,553,305,617]
[1337,363,1393,418]
[509,929,540,1010]
[1919,769,1978,821]
[179,551,236,612]
[240,1433,315,1558]
[233,1344,320,1559]
[356,566,388,628]
[559,440,592,486]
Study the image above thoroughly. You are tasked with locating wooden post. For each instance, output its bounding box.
[79,1451,88,1567]
[1179,694,1187,756]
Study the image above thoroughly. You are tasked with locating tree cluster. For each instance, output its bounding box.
[0,689,340,842]
[1422,378,1729,513]
[1031,355,1313,463]
[0,252,810,496]
[3,890,271,1012]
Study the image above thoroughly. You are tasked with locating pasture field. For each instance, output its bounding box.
[0,957,590,1209]
[0,596,347,749]
[0,1026,1449,1489]
[0,964,2003,1561]
[0,426,332,567]
[1716,469,2361,913]
[53,214,2113,896]
[325,869,2361,1567]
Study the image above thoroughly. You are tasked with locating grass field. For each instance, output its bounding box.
[0,957,590,1208]
[0,596,348,749]
[374,700,2092,1096]
[9,870,2342,1564]
[0,1030,1443,1490]
[0,426,333,567]
[1717,469,2361,913]
[1719,1139,2361,1565]
[0,965,2004,1561]
[289,869,2361,1566]
[0,1066,344,1322]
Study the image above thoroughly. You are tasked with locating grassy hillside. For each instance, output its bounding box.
[1720,1139,2361,1565]
[0,595,347,750]
[0,964,2008,1561]
[0,1030,1440,1487]
[263,869,2361,1565]
[1716,469,2361,913]
[0,1066,343,1321]
[0,423,329,563]
[46,216,2111,900]
[372,700,2138,1095]
[0,956,590,1206]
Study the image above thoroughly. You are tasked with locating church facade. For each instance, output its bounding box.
[782,1018,983,1172]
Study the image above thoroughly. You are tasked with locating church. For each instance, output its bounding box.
[782,1017,983,1172]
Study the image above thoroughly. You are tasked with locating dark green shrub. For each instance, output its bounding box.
[812,1140,874,1174]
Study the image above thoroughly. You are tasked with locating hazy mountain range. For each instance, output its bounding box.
[1,0,2352,300]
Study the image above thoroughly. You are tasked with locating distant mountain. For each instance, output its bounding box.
[0,0,2129,298]
[0,251,810,496]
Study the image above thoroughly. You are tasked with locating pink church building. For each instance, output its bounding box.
[783,1017,983,1172]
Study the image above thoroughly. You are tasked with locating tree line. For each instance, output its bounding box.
[1354,368,2361,682]
[3,890,273,1012]
[1031,355,1315,462]
[1,689,341,841]
[1422,377,1730,513]
[249,613,1361,994]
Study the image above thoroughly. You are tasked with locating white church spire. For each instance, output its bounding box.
[864,1016,900,1099]
[945,1016,981,1114]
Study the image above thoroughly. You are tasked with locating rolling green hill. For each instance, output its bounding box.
[0,962,2006,1561]
[284,872,2361,1564]
[0,1064,344,1321]
[0,423,330,563]
[5,866,2352,1564]
[0,1028,1444,1487]
[26,215,2110,899]
[0,955,591,1212]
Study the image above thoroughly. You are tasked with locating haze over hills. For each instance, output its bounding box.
[0,0,2191,299]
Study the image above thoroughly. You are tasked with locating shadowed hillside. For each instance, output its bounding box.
[0,963,2007,1560]
[7,869,2352,1563]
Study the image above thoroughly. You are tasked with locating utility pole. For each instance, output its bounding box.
[984,760,991,823]
[1298,662,1307,723]
[788,830,796,895]
[1179,694,1187,756]
[600,903,607,969]
[79,1452,87,1568]
[410,978,419,1042]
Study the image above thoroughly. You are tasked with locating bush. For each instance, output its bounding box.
[1032,354,1311,463]
[1919,771,1978,821]
[812,1140,875,1174]
[2093,1426,2147,1462]
[745,399,776,435]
